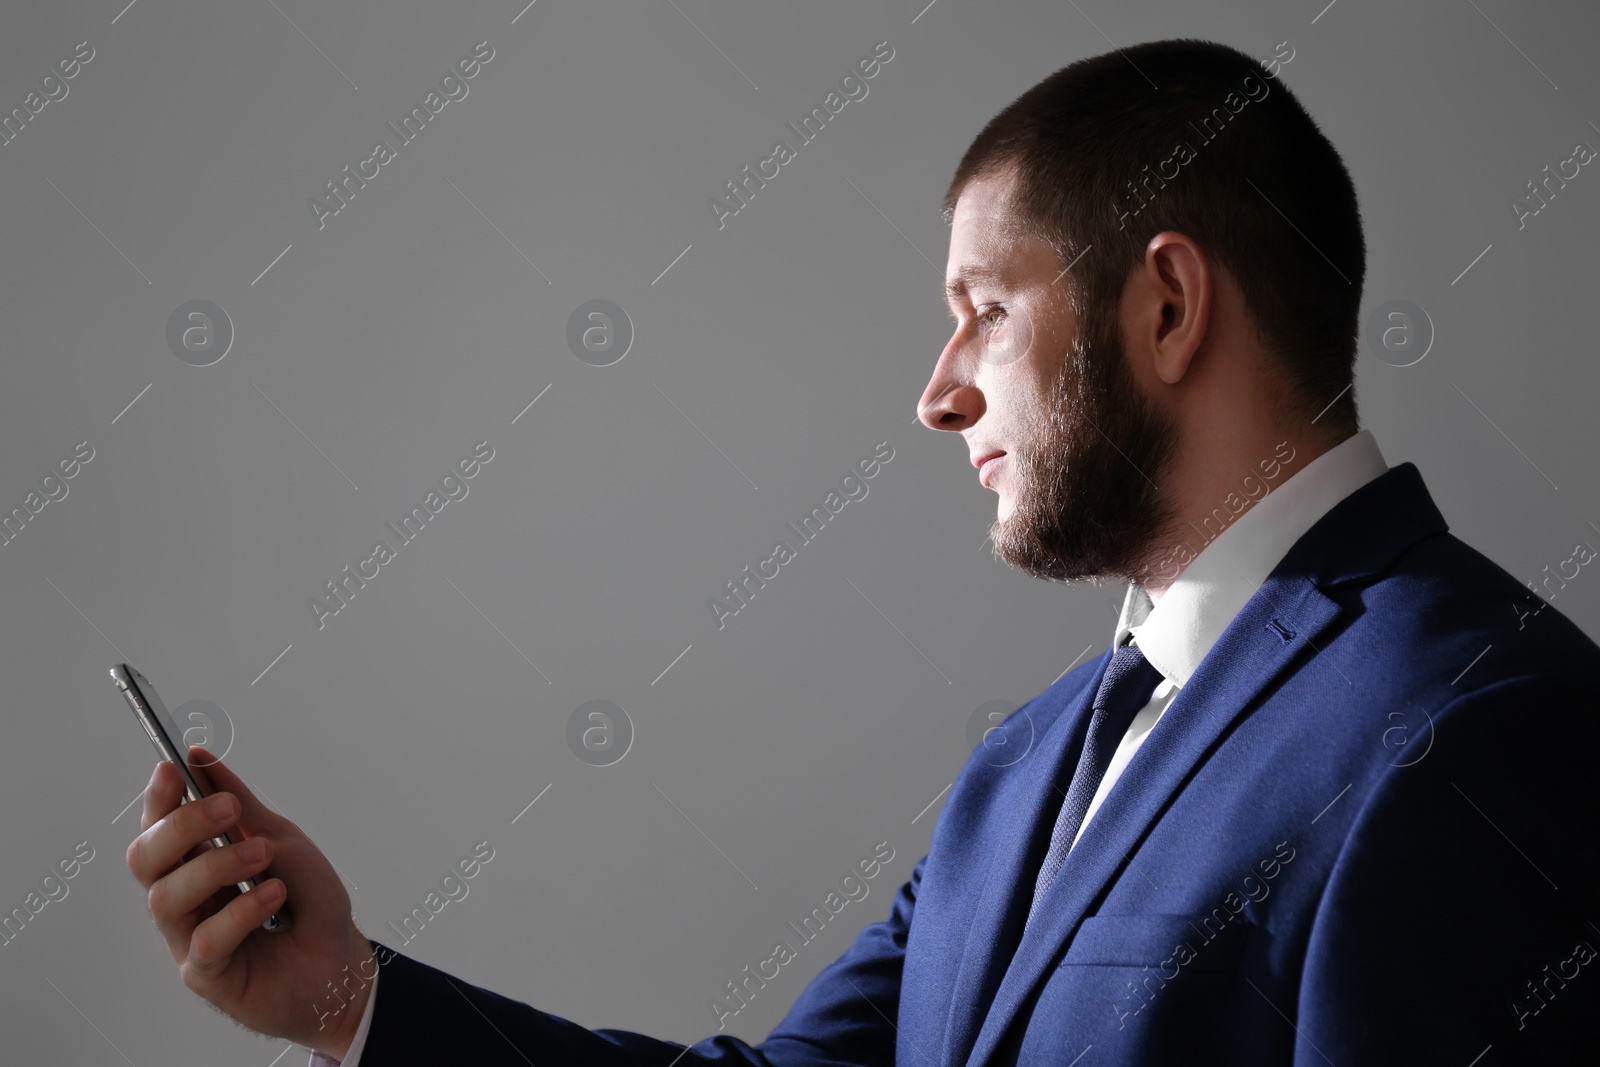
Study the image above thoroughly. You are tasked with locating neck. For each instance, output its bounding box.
[1135,426,1353,604]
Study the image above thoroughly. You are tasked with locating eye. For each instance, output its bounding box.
[979,306,1007,333]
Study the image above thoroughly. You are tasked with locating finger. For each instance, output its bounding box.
[127,788,241,889]
[139,760,183,834]
[187,746,292,837]
[148,838,273,958]
[184,877,286,988]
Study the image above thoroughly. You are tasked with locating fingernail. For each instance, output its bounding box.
[239,838,265,863]
[207,794,235,820]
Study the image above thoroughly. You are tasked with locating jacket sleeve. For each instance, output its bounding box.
[1295,674,1600,1065]
[357,856,926,1066]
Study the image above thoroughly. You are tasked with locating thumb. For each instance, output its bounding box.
[187,745,291,835]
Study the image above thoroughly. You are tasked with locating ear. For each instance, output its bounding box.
[1141,233,1212,386]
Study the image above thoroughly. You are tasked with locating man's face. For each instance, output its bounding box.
[918,169,1179,583]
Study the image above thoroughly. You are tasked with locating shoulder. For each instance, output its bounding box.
[1320,526,1600,705]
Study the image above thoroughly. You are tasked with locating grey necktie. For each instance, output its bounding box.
[1025,639,1164,930]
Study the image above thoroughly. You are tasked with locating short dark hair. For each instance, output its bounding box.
[943,37,1364,438]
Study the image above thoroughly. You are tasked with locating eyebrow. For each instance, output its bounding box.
[942,264,1010,307]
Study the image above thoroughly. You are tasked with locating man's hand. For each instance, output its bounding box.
[125,747,376,1060]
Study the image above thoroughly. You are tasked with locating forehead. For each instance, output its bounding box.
[950,167,1025,231]
[944,170,1050,305]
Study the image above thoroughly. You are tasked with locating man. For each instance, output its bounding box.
[125,38,1599,1065]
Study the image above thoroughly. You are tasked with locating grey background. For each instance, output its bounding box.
[2,0,1597,1062]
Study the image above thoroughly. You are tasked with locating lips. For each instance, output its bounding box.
[976,453,1005,488]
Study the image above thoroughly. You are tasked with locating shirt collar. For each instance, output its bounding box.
[1112,429,1389,688]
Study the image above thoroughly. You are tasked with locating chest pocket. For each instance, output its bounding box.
[1059,911,1253,976]
[1011,913,1268,1065]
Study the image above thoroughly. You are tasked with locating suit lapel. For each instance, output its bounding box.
[958,572,1345,1067]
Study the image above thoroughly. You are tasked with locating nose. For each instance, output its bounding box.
[917,333,986,433]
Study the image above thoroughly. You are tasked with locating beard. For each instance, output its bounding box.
[988,299,1181,585]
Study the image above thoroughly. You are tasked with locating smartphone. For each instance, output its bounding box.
[110,663,287,931]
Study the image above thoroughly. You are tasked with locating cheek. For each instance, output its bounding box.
[1026,308,1078,385]
[972,369,1026,438]
[1015,352,1072,427]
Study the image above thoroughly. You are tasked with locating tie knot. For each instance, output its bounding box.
[1094,641,1165,717]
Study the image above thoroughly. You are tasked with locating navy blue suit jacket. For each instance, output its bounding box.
[359,463,1600,1064]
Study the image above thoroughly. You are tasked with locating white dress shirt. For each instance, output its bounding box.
[316,430,1391,1065]
[308,965,378,1067]
[1068,429,1390,851]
